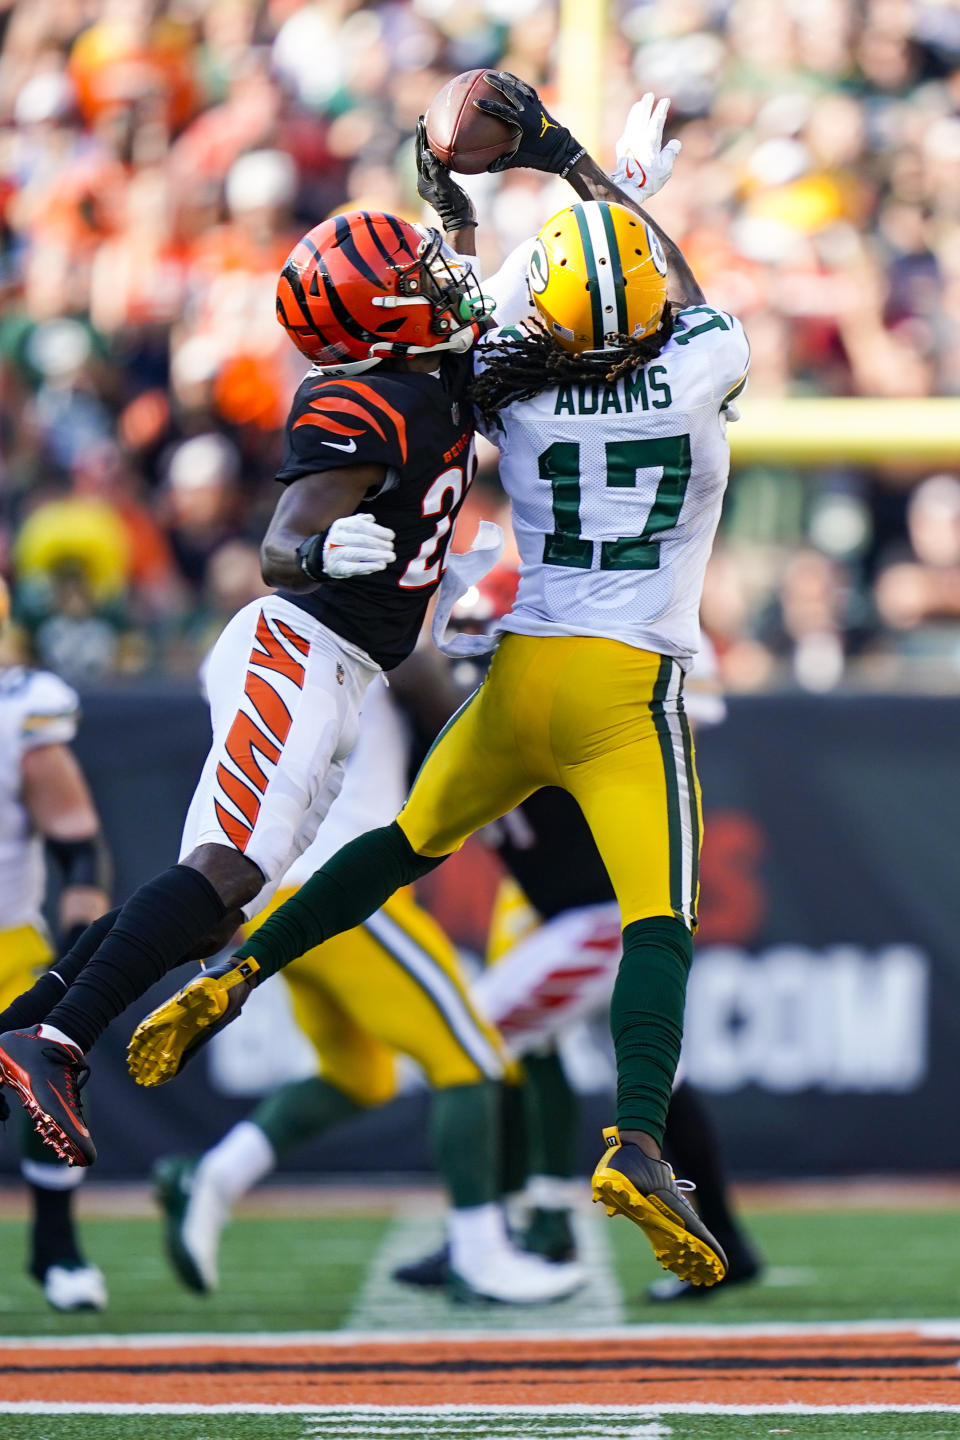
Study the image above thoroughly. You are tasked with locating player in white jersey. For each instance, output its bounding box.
[153,662,581,1305]
[132,80,746,1290]
[0,579,111,1310]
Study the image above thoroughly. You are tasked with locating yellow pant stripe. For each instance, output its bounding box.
[364,909,503,1081]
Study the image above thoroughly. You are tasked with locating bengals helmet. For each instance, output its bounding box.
[276,211,489,376]
[527,200,668,355]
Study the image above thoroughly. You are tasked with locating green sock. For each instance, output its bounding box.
[430,1081,500,1209]
[237,823,445,980]
[249,1076,363,1159]
[498,1079,528,1197]
[611,916,693,1146]
[524,1049,578,1179]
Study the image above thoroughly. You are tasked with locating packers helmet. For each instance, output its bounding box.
[527,200,668,354]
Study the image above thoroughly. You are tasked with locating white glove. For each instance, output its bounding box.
[611,93,682,204]
[321,512,396,579]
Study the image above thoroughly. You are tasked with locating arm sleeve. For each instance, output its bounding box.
[672,306,750,407]
[277,377,408,485]
[716,313,750,409]
[20,672,80,750]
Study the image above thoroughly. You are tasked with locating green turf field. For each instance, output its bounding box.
[2,1207,960,1336]
[1,1414,959,1440]
[2,1200,959,1440]
[611,1210,960,1324]
[0,1215,390,1335]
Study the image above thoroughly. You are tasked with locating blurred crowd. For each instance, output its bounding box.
[0,0,957,690]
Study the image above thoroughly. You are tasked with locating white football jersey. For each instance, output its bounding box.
[476,305,749,665]
[0,667,79,932]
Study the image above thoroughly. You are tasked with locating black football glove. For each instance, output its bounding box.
[474,71,585,177]
[416,119,477,232]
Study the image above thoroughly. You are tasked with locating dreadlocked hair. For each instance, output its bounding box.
[470,304,675,427]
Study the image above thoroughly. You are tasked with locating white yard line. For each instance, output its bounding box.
[345,1208,625,1332]
[2,1316,959,1348]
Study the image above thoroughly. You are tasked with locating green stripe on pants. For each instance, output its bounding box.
[650,655,684,924]
[678,703,700,925]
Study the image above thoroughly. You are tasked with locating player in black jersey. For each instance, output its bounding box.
[0,211,492,1169]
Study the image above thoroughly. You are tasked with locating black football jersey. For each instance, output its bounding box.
[495,787,615,920]
[276,355,475,670]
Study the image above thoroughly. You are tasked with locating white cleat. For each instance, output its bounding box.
[43,1263,107,1312]
[450,1245,585,1305]
[153,1155,227,1295]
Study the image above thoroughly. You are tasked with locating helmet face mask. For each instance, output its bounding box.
[527,201,669,356]
[277,213,491,376]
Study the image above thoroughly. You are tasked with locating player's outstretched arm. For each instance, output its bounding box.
[415,118,477,257]
[260,465,396,589]
[564,155,704,308]
[474,73,703,308]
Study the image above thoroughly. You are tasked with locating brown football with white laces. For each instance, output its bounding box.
[424,70,517,175]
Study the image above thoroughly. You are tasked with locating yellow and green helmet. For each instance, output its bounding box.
[527,200,668,355]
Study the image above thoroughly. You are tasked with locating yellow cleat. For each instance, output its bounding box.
[127,955,260,1087]
[591,1125,727,1287]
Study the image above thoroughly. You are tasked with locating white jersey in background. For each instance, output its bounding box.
[476,305,749,666]
[0,668,80,932]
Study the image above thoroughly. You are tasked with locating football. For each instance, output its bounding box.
[424,70,518,175]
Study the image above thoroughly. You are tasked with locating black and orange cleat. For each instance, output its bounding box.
[592,1125,726,1287]
[127,955,260,1088]
[0,1028,96,1167]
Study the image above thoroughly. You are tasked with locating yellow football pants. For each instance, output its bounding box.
[400,634,702,931]
[245,886,508,1109]
[0,925,53,1013]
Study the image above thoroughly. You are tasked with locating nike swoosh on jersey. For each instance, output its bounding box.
[294,380,410,463]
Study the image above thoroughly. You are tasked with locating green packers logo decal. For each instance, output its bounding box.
[528,238,550,294]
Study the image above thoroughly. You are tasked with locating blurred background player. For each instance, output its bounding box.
[153,653,582,1306]
[0,577,111,1310]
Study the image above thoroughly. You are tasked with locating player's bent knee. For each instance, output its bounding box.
[324,1067,398,1109]
[395,814,456,865]
[181,843,265,912]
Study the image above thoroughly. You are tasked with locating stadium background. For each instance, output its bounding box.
[2,5,960,1437]
[0,0,958,1197]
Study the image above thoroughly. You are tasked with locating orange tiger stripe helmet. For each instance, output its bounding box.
[276,210,489,376]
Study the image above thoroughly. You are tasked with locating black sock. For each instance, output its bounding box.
[0,909,122,1034]
[663,1080,744,1249]
[44,866,227,1054]
[28,1183,83,1280]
